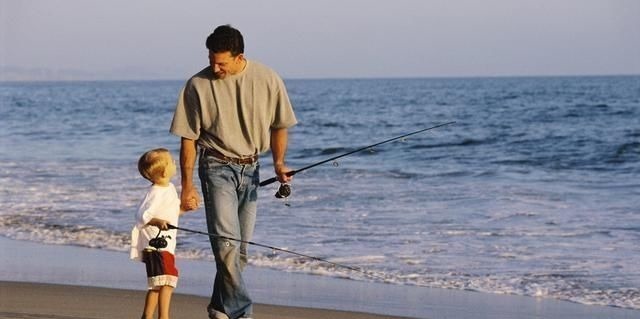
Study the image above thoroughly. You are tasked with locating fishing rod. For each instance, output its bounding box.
[260,121,456,188]
[168,224,385,280]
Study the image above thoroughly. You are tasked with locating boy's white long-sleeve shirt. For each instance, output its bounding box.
[130,183,180,261]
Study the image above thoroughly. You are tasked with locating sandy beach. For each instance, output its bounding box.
[1,237,639,319]
[1,281,407,319]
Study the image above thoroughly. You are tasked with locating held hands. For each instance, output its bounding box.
[180,185,200,211]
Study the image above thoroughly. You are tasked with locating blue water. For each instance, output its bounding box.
[1,76,639,309]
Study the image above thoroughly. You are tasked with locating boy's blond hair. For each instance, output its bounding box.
[138,148,170,183]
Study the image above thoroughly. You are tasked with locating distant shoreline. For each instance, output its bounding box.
[2,72,639,83]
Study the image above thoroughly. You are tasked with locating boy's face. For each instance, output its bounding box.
[163,153,177,179]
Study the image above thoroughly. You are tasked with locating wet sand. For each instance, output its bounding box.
[1,237,638,319]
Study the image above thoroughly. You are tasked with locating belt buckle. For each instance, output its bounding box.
[237,155,256,165]
[205,148,256,165]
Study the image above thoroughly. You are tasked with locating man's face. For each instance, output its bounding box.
[209,51,243,79]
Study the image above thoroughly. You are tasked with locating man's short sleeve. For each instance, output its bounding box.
[271,77,297,129]
[170,81,201,140]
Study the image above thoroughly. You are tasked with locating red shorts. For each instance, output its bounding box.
[142,249,179,289]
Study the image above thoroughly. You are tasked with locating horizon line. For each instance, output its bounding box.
[2,73,639,84]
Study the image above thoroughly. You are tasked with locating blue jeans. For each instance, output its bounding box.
[199,155,259,319]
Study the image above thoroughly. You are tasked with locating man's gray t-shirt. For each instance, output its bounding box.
[170,60,297,158]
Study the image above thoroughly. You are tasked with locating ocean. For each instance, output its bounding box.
[1,76,639,310]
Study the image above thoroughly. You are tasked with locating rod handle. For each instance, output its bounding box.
[259,170,296,187]
[259,177,278,187]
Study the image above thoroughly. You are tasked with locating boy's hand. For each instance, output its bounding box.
[148,218,169,230]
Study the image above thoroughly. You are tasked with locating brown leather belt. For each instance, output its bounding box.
[203,148,258,165]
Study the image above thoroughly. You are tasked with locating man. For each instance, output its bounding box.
[170,25,297,319]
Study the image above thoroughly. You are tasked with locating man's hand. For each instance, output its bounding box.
[180,185,200,211]
[275,163,293,184]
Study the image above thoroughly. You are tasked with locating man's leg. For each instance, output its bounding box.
[235,163,259,317]
[199,159,254,319]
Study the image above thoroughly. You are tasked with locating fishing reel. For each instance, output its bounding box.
[274,183,292,207]
[275,183,291,199]
[149,231,172,249]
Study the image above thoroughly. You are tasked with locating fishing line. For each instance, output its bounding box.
[168,224,386,280]
[260,121,456,191]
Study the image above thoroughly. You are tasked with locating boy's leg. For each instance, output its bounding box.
[157,286,174,319]
[142,289,159,319]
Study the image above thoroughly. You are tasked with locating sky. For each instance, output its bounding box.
[1,0,639,81]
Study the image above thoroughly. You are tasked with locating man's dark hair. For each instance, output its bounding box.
[206,25,244,56]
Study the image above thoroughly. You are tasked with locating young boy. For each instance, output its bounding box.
[130,148,185,319]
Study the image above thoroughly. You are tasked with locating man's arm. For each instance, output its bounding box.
[180,137,200,211]
[270,127,293,183]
